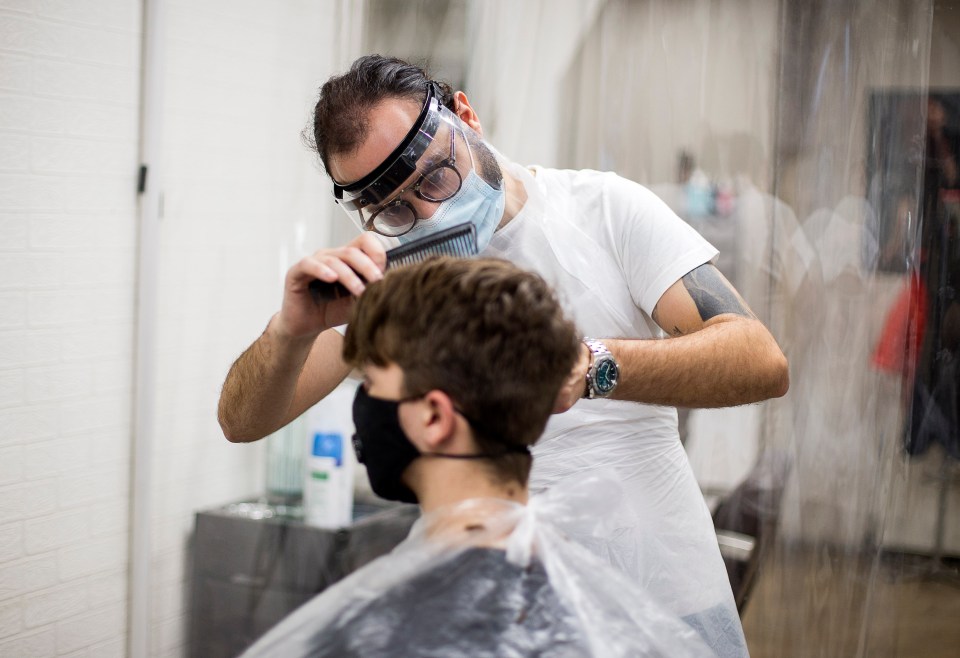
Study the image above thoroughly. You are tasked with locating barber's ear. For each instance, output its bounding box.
[452,91,483,137]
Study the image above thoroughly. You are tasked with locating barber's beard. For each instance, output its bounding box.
[466,133,504,190]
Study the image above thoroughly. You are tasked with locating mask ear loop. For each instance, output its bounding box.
[445,107,504,195]
[442,403,533,460]
[438,96,477,178]
[377,385,531,460]
[421,444,532,461]
[461,121,478,174]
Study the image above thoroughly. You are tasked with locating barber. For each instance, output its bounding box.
[218,55,786,656]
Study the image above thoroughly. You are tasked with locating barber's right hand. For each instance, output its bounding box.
[273,232,387,339]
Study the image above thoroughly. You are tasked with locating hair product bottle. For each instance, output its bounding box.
[303,385,356,528]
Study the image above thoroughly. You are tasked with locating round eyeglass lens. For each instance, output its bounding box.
[418,165,462,202]
[371,203,417,236]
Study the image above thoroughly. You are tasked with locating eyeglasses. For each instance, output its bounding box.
[366,127,462,237]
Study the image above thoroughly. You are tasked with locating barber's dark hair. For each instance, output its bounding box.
[307,54,455,177]
[343,257,582,486]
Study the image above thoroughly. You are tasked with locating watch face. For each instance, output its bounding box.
[595,357,618,393]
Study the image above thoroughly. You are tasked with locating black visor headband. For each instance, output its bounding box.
[333,83,444,212]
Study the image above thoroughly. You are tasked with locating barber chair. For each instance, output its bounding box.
[712,449,791,614]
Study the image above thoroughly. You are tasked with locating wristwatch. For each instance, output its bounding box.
[583,338,620,399]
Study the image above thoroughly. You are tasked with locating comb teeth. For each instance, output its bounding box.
[307,222,479,303]
[385,222,478,270]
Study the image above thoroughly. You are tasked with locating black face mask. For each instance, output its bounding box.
[351,384,530,504]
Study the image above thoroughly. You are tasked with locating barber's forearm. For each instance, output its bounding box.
[218,315,317,443]
[605,318,789,408]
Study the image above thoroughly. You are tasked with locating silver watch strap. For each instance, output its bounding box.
[583,338,611,358]
[583,338,613,399]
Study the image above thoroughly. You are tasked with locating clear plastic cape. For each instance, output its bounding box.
[241,473,716,658]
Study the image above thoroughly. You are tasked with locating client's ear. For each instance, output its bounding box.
[416,390,459,452]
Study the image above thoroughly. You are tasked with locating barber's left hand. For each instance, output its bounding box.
[552,342,592,413]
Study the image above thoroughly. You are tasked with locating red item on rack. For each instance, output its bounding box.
[872,275,927,376]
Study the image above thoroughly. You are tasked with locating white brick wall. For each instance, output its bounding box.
[0,554,58,600]
[0,627,57,658]
[55,602,125,654]
[0,522,25,563]
[0,1,141,654]
[2,0,343,654]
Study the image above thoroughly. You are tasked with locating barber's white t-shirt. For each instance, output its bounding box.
[484,165,747,657]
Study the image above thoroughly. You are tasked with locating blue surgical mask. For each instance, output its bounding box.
[397,169,506,252]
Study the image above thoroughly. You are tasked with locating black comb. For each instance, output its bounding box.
[308,222,478,303]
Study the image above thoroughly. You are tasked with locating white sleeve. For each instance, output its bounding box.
[603,173,718,317]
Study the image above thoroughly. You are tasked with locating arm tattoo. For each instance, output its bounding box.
[682,265,755,322]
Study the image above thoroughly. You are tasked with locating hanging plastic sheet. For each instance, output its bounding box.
[169,0,958,655]
[459,0,954,655]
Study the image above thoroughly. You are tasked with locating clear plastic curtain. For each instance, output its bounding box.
[159,0,956,655]
[454,0,950,655]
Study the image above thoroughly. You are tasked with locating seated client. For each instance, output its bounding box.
[242,257,713,657]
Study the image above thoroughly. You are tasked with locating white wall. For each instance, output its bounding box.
[146,1,340,654]
[0,1,345,655]
[464,0,605,168]
[0,1,141,655]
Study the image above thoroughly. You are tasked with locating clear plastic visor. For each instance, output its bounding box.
[334,103,471,235]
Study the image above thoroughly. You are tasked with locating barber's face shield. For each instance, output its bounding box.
[332,88,476,237]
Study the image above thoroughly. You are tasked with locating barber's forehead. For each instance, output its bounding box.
[328,98,423,184]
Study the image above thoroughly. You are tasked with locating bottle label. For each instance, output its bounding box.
[306,455,340,527]
[312,432,343,466]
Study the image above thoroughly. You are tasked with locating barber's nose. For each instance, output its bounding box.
[407,196,442,221]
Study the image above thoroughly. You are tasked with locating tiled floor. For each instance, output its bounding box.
[741,550,960,657]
